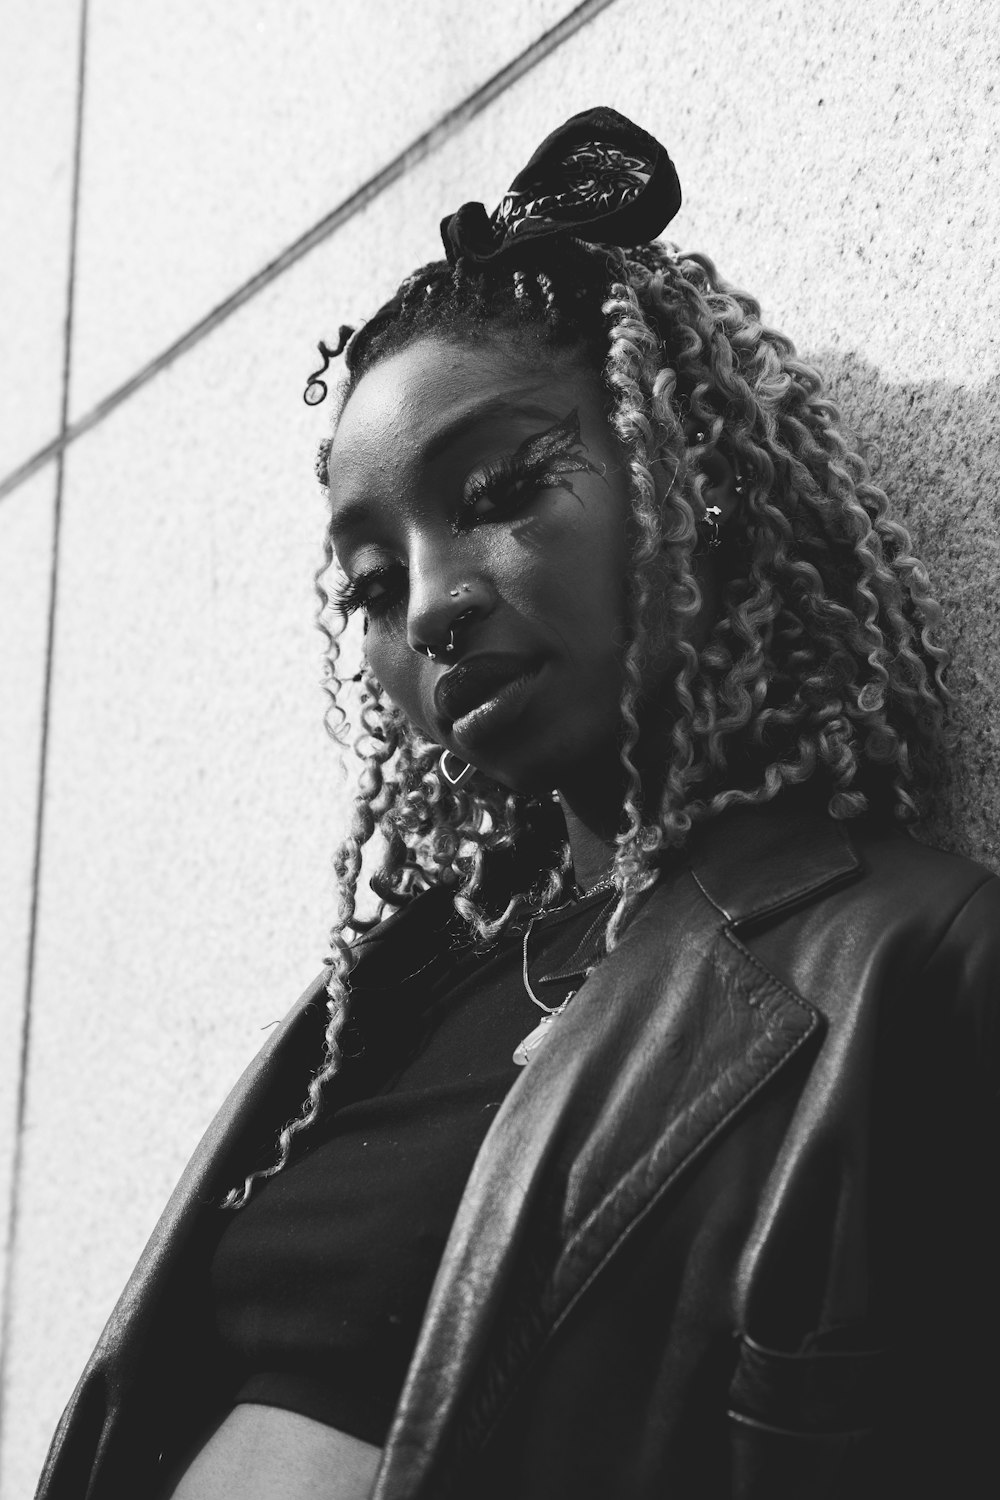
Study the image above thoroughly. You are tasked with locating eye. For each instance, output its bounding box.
[332,563,406,621]
[457,453,543,530]
[457,414,601,531]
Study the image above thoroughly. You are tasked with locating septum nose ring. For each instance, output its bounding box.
[416,600,474,662]
[417,629,456,663]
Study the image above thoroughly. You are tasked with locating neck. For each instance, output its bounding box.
[556,752,625,891]
[555,716,673,892]
[558,799,617,891]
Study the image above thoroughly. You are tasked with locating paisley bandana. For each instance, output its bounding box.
[303,110,681,404]
[440,106,681,267]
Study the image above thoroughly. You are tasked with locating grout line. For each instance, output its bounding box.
[0,0,89,1421]
[0,0,618,503]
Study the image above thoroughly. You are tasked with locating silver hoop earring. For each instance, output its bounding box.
[438,749,474,787]
[699,503,723,550]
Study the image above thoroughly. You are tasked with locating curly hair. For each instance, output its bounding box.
[222,238,949,1208]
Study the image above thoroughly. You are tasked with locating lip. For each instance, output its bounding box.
[449,665,541,752]
[433,652,541,725]
[433,653,542,752]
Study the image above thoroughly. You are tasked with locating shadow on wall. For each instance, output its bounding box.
[810,348,1000,873]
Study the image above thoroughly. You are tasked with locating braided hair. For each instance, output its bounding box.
[223,239,948,1207]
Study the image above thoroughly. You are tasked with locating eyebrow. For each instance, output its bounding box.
[327,395,562,541]
[421,396,561,463]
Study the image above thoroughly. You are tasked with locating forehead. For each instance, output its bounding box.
[326,336,602,502]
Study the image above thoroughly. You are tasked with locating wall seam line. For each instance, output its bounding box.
[0,0,619,504]
[0,0,89,1433]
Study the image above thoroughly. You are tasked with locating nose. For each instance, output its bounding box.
[406,554,493,661]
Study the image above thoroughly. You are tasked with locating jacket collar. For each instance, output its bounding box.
[529,886,618,986]
[457,789,863,993]
[347,788,862,993]
[685,787,862,929]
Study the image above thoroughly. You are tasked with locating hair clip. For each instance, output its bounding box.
[303,326,354,406]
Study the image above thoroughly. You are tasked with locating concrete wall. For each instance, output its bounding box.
[2,1,997,1492]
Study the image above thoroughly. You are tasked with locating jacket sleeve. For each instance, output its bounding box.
[928,872,1000,1096]
[879,872,1000,1495]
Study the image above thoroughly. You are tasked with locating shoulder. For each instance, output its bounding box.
[687,792,1000,1045]
[850,816,998,905]
[831,818,1000,973]
[861,829,1000,1066]
[689,787,999,943]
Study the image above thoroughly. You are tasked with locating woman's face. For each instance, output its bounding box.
[325,334,634,795]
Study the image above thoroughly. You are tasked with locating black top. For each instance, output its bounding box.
[208,886,615,1445]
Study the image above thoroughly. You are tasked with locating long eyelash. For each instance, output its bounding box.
[459,448,595,531]
[330,565,403,618]
[330,576,367,616]
[461,453,533,510]
[460,411,601,524]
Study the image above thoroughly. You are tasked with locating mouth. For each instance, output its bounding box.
[434,653,541,742]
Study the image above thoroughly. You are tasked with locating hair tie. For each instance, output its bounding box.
[440,106,681,269]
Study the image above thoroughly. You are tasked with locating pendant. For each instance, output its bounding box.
[513,1003,569,1067]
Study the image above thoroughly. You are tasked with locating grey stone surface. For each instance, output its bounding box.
[0,469,55,1397]
[820,352,1000,869]
[0,0,80,475]
[67,0,571,417]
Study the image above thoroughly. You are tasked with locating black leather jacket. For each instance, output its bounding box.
[36,793,1000,1499]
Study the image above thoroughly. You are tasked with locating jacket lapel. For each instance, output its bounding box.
[376,798,862,1497]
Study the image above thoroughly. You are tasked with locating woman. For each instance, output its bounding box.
[37,108,998,1500]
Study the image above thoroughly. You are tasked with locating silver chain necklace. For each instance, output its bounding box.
[512,875,616,1067]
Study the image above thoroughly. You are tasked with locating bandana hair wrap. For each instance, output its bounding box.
[303,108,681,402]
[440,105,681,267]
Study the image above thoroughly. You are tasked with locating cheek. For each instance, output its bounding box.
[362,624,430,730]
[553,496,632,620]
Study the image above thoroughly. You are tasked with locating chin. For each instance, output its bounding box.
[472,733,617,799]
[478,763,558,798]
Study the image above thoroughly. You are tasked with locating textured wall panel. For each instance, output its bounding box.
[4,321,339,1500]
[67,0,573,417]
[0,0,80,476]
[0,471,55,1388]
